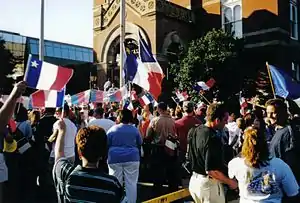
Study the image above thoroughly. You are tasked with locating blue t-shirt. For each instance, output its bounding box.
[107,124,142,164]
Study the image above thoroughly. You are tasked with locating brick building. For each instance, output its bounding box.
[202,0,300,81]
[93,0,196,89]
[93,0,300,90]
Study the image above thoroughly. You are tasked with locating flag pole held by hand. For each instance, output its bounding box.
[266,62,276,99]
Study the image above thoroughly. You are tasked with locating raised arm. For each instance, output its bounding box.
[0,81,26,133]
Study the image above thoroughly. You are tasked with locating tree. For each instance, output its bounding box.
[0,37,17,94]
[170,29,248,103]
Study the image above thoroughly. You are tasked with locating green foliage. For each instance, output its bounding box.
[170,29,246,103]
[0,38,17,94]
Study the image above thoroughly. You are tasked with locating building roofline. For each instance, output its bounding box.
[0,29,93,50]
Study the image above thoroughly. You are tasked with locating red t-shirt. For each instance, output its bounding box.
[175,115,201,153]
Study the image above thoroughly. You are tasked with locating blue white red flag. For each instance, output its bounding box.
[30,89,65,108]
[123,99,134,110]
[139,92,155,107]
[90,90,104,103]
[71,90,90,105]
[194,78,216,92]
[175,90,189,102]
[269,65,300,104]
[131,32,164,100]
[25,55,73,91]
[104,86,129,102]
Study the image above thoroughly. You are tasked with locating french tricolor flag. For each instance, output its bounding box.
[175,90,189,102]
[239,92,249,116]
[25,55,73,91]
[131,32,164,100]
[194,78,216,92]
[30,89,65,108]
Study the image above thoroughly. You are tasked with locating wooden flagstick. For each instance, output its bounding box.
[199,93,211,105]
[171,96,179,105]
[266,62,276,99]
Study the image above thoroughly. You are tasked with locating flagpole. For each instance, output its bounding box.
[266,62,276,99]
[39,0,45,60]
[119,0,125,88]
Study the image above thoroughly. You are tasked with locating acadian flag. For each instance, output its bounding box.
[269,64,300,105]
[123,99,134,110]
[25,55,73,91]
[131,32,164,100]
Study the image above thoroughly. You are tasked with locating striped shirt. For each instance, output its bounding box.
[53,158,124,203]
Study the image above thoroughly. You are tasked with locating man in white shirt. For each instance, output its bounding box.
[49,104,77,163]
[88,107,115,132]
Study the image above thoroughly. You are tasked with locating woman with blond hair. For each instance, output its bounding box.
[228,127,299,203]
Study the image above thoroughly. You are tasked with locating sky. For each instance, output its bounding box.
[0,0,93,47]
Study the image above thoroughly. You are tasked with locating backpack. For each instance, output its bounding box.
[181,124,200,176]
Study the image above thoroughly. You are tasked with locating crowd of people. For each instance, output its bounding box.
[0,81,300,203]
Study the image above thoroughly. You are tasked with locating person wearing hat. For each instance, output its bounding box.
[0,81,26,202]
[175,101,201,162]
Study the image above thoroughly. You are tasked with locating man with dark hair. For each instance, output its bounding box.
[175,101,201,159]
[266,98,300,183]
[48,104,77,163]
[107,109,142,203]
[88,107,115,132]
[53,122,123,203]
[35,108,57,200]
[189,103,237,203]
[146,102,179,193]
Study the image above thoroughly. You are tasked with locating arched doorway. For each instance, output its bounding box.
[106,35,138,87]
[101,23,150,87]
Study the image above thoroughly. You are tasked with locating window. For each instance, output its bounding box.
[30,43,38,54]
[69,48,76,60]
[222,0,243,38]
[292,62,300,81]
[75,51,83,61]
[62,48,69,59]
[89,50,93,62]
[2,33,13,42]
[290,0,298,39]
[46,46,54,57]
[83,52,90,62]
[54,47,62,58]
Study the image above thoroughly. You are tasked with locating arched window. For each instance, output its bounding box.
[224,7,233,33]
[222,1,243,38]
[290,0,298,39]
[233,5,242,38]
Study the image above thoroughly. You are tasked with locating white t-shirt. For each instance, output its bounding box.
[228,157,299,203]
[226,122,239,145]
[50,118,77,158]
[88,119,115,132]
